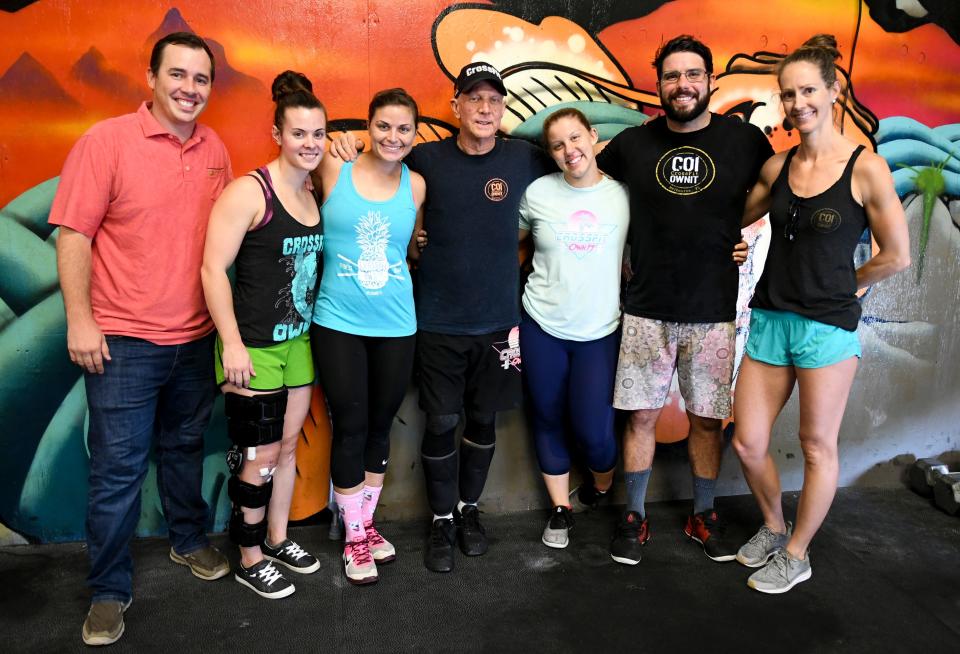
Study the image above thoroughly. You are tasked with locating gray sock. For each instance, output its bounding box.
[625,469,652,519]
[692,475,717,515]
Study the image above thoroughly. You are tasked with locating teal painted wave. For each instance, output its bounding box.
[877,117,960,197]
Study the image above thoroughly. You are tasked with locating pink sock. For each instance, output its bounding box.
[335,491,365,543]
[361,485,382,526]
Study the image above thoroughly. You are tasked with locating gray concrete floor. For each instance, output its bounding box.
[2,487,959,653]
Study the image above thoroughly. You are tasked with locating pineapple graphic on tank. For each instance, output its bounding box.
[338,210,405,292]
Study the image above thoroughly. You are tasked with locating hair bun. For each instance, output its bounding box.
[801,34,841,61]
[271,70,313,102]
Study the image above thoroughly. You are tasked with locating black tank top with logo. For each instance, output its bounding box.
[234,167,323,346]
[750,145,868,331]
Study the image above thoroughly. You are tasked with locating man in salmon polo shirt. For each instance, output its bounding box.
[49,32,232,647]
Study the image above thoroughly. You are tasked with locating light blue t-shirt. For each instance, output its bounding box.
[312,161,416,337]
[519,173,629,341]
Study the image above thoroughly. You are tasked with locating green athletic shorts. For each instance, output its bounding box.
[215,332,314,391]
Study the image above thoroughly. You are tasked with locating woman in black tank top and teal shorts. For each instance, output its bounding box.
[732,35,910,594]
[202,71,326,599]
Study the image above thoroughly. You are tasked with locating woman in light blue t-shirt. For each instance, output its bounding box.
[311,89,426,586]
[518,108,630,550]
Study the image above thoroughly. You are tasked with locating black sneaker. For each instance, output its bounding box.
[684,509,737,562]
[424,518,456,573]
[262,538,321,574]
[569,484,611,513]
[542,505,574,549]
[456,504,488,556]
[235,559,296,599]
[610,511,650,565]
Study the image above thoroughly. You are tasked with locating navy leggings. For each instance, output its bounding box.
[520,316,619,476]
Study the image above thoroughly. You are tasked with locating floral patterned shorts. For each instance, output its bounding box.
[612,315,735,419]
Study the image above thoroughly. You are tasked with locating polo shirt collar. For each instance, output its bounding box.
[137,101,205,147]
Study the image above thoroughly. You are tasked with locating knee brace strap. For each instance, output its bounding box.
[225,391,287,447]
[229,512,267,548]
[228,476,273,509]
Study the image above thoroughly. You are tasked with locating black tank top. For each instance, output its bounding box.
[750,145,868,331]
[234,167,323,346]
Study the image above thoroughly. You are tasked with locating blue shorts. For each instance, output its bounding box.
[745,309,861,369]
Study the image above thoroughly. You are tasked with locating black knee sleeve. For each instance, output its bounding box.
[460,415,496,503]
[421,425,458,515]
[426,412,460,435]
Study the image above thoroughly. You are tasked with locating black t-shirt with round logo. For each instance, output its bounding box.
[406,137,553,334]
[750,145,869,331]
[597,114,773,323]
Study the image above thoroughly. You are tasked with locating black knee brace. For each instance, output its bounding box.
[225,390,287,448]
[227,477,273,547]
[460,412,496,503]
[224,391,286,547]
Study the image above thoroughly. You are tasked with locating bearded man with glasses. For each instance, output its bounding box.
[595,34,774,566]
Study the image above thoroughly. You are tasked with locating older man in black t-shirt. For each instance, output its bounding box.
[595,35,774,566]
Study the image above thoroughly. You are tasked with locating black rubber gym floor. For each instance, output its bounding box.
[2,487,958,653]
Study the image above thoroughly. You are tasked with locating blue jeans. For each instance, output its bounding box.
[84,333,217,603]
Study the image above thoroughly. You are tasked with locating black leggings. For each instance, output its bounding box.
[311,325,416,488]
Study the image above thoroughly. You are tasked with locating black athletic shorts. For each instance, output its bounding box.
[416,328,521,415]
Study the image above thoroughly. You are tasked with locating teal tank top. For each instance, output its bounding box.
[312,161,416,336]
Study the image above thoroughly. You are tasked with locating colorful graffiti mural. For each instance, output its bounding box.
[1,0,957,542]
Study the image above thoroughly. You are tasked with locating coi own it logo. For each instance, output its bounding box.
[656,147,716,196]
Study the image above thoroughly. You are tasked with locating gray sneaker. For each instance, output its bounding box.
[736,522,792,568]
[747,549,812,594]
[542,506,574,549]
[81,598,131,646]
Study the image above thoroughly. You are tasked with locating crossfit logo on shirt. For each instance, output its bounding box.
[810,208,842,234]
[485,178,508,201]
[655,147,716,195]
[548,210,618,259]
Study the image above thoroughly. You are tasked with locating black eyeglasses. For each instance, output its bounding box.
[784,198,800,241]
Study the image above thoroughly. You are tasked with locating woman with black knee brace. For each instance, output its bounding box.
[202,71,326,598]
[311,89,425,584]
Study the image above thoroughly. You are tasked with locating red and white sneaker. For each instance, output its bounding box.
[343,539,378,585]
[365,520,396,563]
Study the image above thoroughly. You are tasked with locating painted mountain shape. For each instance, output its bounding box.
[145,8,264,94]
[145,6,193,44]
[0,52,79,106]
[70,47,142,104]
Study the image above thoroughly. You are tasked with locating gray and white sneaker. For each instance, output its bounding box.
[747,549,811,594]
[542,506,574,549]
[235,560,296,599]
[262,538,320,574]
[736,522,792,568]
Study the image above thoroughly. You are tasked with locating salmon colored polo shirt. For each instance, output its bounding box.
[49,102,232,345]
